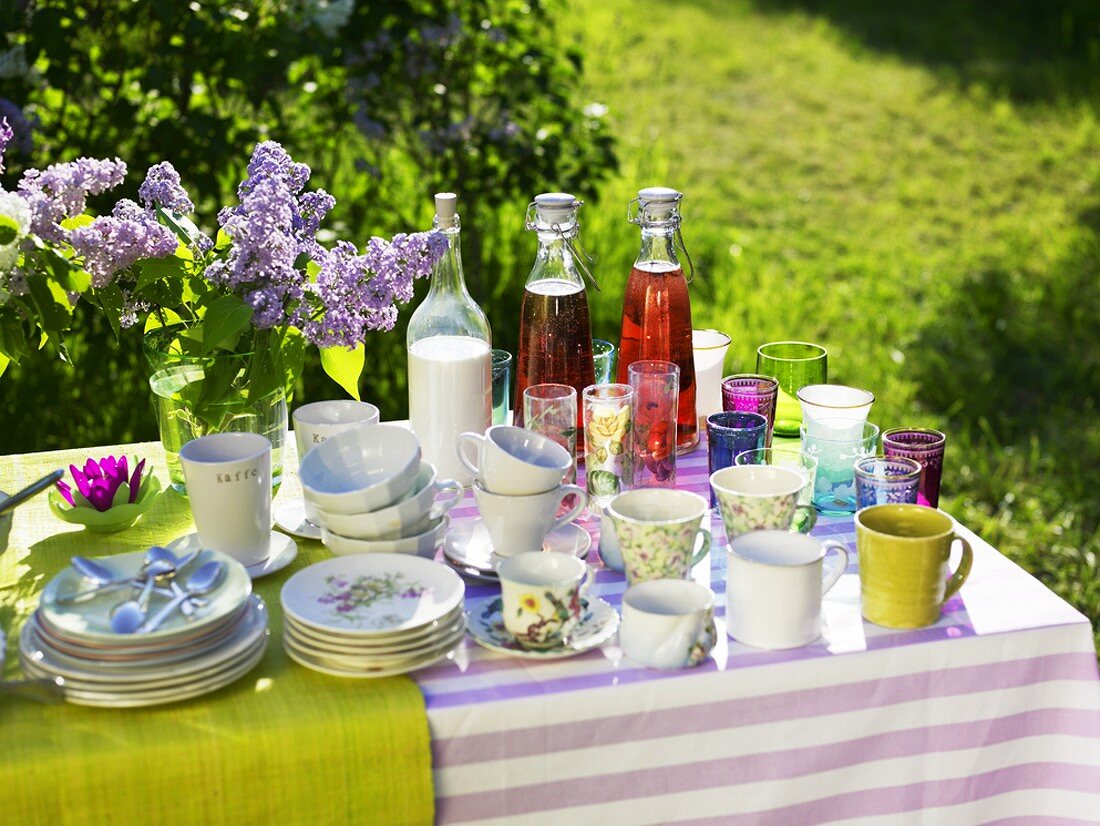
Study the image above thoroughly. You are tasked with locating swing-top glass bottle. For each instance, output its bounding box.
[616,186,698,453]
[407,193,492,485]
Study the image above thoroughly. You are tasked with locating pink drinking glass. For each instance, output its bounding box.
[628,360,679,488]
[721,374,780,447]
[882,427,946,508]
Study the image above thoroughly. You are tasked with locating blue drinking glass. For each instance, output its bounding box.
[706,412,768,508]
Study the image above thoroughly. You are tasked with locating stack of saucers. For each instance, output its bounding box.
[300,425,462,558]
[20,547,267,707]
[281,553,465,678]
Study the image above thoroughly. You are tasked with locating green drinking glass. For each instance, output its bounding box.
[755,341,828,438]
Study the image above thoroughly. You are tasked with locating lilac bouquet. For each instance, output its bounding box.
[0,123,445,400]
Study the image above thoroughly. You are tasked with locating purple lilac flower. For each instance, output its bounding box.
[0,99,33,158]
[138,161,195,213]
[17,156,127,243]
[57,455,147,511]
[0,116,12,172]
[69,209,177,287]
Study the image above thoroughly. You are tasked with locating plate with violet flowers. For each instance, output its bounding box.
[49,455,162,534]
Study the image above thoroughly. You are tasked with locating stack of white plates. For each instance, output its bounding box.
[281,554,465,678]
[21,548,267,707]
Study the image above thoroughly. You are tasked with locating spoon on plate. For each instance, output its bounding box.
[109,559,176,633]
[135,561,226,634]
[59,556,165,604]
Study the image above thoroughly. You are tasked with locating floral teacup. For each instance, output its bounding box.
[709,465,816,540]
[605,489,711,585]
[498,552,594,649]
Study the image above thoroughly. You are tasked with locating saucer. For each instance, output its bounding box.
[443,517,591,578]
[274,500,322,541]
[168,532,298,579]
[466,595,619,660]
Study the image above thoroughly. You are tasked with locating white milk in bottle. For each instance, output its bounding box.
[406,194,492,485]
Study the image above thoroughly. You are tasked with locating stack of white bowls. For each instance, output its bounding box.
[300,425,462,558]
[281,554,466,678]
[22,548,266,707]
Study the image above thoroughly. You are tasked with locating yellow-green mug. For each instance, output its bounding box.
[856,504,973,628]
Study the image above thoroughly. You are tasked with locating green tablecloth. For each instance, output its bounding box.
[0,442,433,825]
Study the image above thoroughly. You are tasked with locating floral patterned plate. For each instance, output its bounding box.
[283,637,460,679]
[280,553,464,637]
[443,517,591,578]
[466,595,619,660]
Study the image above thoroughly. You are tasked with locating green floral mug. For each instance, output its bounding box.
[605,489,711,585]
[709,464,816,540]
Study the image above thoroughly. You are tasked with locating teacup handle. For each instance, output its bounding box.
[792,503,817,534]
[690,526,712,568]
[943,534,973,602]
[686,607,717,668]
[455,432,485,477]
[550,485,589,532]
[820,540,850,595]
[429,478,465,520]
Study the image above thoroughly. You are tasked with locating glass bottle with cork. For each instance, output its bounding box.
[616,186,698,453]
[407,192,492,485]
[513,192,597,452]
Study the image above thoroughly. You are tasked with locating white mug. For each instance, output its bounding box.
[457,425,572,495]
[293,400,380,521]
[473,480,587,557]
[620,579,716,670]
[179,433,272,566]
[498,552,594,649]
[726,530,849,650]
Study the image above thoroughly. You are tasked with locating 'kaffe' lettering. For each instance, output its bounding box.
[216,469,260,483]
[312,434,328,444]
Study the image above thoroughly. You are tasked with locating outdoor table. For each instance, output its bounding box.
[2,437,1099,824]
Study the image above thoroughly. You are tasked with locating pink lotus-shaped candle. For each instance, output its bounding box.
[50,455,161,533]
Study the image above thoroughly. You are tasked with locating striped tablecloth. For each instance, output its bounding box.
[416,442,1100,824]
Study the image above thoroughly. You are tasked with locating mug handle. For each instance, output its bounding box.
[793,504,817,534]
[820,539,850,595]
[690,526,712,568]
[550,485,589,532]
[943,534,973,602]
[455,432,485,478]
[429,478,465,520]
[686,607,717,668]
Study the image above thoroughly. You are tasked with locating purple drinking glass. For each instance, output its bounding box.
[706,411,769,508]
[882,428,947,508]
[854,456,922,509]
[721,374,779,447]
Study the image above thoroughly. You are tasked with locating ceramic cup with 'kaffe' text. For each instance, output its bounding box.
[179,432,272,566]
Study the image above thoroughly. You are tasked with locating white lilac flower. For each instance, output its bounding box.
[0,188,32,275]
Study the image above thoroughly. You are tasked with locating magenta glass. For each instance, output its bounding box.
[627,360,679,488]
[721,374,779,447]
[882,427,946,508]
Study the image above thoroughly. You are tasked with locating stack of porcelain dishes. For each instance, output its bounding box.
[281,554,465,677]
[21,547,266,707]
[300,425,462,558]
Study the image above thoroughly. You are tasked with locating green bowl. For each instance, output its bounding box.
[48,476,163,534]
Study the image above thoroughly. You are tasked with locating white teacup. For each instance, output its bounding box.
[498,552,594,649]
[726,530,850,649]
[620,579,716,670]
[457,425,572,495]
[179,433,272,566]
[293,400,380,521]
[473,481,588,557]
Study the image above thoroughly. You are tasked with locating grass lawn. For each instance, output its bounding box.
[567,0,1099,642]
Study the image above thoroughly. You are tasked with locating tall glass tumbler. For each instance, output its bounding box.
[491,349,513,425]
[692,329,732,425]
[628,360,679,488]
[755,341,828,438]
[882,428,947,508]
[800,418,879,515]
[523,383,578,483]
[592,339,617,385]
[706,412,768,507]
[722,374,780,447]
[583,384,633,507]
[854,456,922,509]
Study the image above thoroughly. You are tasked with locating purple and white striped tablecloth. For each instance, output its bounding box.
[415,442,1100,824]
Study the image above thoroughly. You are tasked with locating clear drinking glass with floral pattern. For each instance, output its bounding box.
[583,384,633,507]
[628,360,680,489]
[800,418,880,515]
[523,383,578,483]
